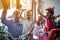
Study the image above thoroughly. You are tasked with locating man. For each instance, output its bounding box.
[1,9,25,38]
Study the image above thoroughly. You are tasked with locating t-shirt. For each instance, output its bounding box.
[33,24,44,36]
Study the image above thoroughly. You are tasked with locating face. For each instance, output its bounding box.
[37,16,44,25]
[13,11,20,22]
[46,10,52,18]
[38,16,43,22]
[26,11,32,20]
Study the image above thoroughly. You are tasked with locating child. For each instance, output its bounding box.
[38,7,60,32]
[37,7,60,40]
[33,15,44,36]
[33,15,45,40]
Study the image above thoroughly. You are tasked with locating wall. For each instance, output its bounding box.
[43,0,60,15]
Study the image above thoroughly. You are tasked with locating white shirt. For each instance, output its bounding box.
[22,19,34,34]
[33,23,44,36]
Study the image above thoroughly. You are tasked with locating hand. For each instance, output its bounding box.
[37,8,39,11]
[37,8,40,14]
[37,8,42,14]
[20,9,26,11]
[22,9,26,12]
[28,31,31,35]
[38,6,41,9]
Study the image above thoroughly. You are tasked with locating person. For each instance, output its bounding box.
[33,15,45,40]
[38,7,60,32]
[38,7,60,40]
[1,9,25,38]
[33,15,44,36]
[19,10,34,40]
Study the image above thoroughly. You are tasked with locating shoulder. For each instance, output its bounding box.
[5,19,14,24]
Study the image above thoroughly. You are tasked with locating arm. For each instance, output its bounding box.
[20,9,26,18]
[53,14,60,19]
[28,26,34,34]
[38,8,46,18]
[1,9,7,24]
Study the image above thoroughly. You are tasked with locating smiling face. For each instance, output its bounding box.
[26,11,32,20]
[13,10,20,22]
[37,16,44,25]
[46,10,53,18]
[38,16,43,22]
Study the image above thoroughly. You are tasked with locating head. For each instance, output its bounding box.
[26,10,32,20]
[38,16,43,22]
[13,9,20,22]
[37,16,44,25]
[46,7,54,18]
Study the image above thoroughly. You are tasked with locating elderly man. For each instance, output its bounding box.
[1,9,25,38]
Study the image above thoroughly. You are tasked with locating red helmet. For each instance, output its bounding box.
[46,7,54,14]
